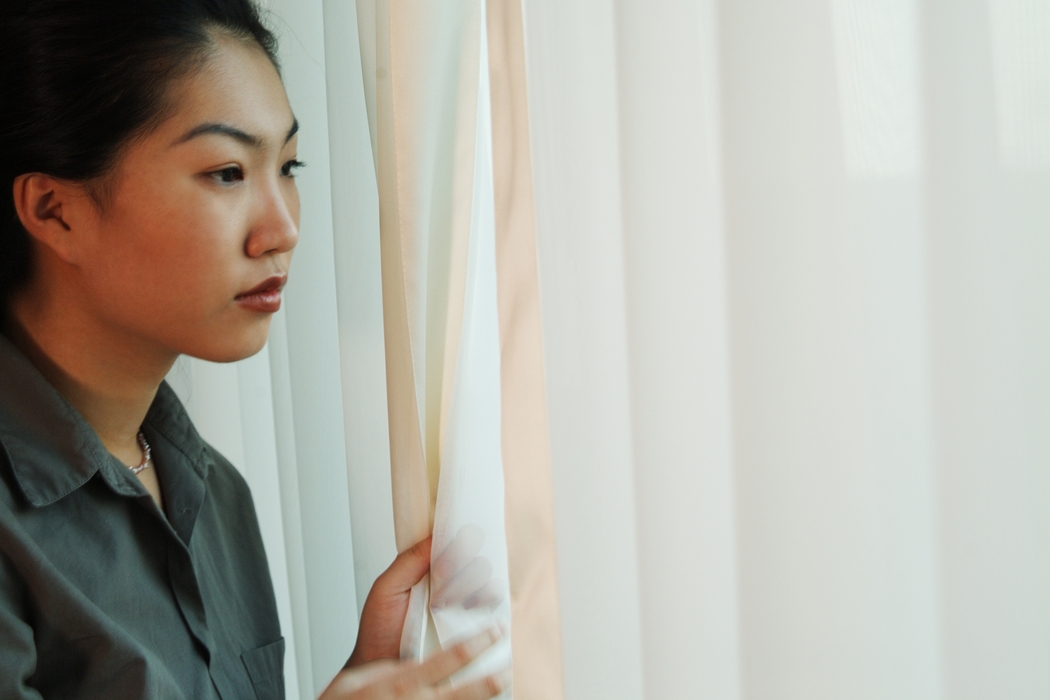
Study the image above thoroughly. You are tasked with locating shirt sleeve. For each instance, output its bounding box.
[0,535,44,699]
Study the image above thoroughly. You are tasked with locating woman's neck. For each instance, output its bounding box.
[4,285,177,467]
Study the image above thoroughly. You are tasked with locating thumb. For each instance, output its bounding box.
[375,536,432,594]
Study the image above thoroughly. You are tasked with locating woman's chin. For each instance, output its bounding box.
[178,319,273,364]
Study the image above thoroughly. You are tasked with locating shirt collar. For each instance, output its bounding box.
[143,381,211,481]
[0,333,209,507]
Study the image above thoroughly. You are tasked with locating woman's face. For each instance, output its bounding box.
[70,34,300,363]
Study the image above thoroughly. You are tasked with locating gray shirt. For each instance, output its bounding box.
[0,334,284,699]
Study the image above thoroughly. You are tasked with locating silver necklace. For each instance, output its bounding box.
[129,431,151,475]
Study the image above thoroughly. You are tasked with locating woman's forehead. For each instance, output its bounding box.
[158,36,294,150]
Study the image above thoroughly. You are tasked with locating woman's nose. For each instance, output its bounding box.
[245,184,299,258]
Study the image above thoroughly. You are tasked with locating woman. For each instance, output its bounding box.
[0,1,507,698]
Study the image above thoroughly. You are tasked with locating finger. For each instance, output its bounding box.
[374,536,432,595]
[463,580,506,611]
[438,668,513,700]
[412,626,504,687]
[322,659,401,696]
[433,557,494,609]
[433,525,485,582]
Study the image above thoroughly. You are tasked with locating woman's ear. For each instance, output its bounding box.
[12,173,91,265]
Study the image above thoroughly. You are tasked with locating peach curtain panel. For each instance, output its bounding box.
[355,1,564,697]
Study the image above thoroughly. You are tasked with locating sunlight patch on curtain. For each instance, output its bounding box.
[989,0,1050,170]
[830,0,921,178]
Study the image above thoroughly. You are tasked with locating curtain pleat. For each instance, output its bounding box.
[485,2,566,698]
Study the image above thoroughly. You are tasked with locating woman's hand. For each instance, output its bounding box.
[320,627,510,700]
[348,537,433,667]
[349,529,507,667]
[334,533,510,700]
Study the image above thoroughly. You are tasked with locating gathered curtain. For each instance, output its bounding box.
[357,0,564,694]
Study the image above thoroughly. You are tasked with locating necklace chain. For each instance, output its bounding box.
[129,431,151,475]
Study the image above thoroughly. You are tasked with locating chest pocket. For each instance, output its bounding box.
[241,638,285,700]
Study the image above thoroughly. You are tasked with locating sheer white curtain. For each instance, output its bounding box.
[524,0,1049,699]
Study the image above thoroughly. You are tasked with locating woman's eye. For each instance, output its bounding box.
[211,166,244,185]
[281,159,306,178]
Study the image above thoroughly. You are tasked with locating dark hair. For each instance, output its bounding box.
[0,0,279,302]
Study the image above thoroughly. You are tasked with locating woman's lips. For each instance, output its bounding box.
[236,275,286,313]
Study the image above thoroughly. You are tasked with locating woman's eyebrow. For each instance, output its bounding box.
[173,122,262,148]
[285,119,299,143]
[172,118,299,148]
